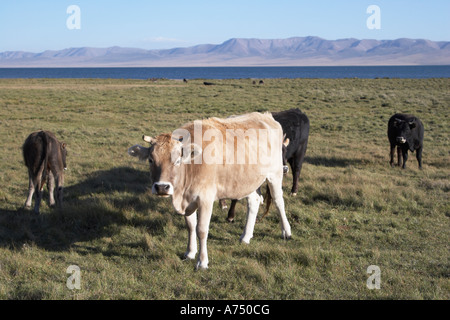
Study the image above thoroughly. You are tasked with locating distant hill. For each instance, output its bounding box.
[1,36,449,67]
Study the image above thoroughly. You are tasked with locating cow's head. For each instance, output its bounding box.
[393,118,416,145]
[128,133,202,197]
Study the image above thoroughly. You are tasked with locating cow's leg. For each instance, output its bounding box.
[267,174,292,240]
[397,146,402,167]
[24,171,35,209]
[55,172,64,208]
[291,144,307,196]
[184,212,197,260]
[390,145,396,167]
[48,171,56,207]
[219,199,227,209]
[196,200,214,270]
[226,199,238,223]
[240,190,262,244]
[401,148,408,169]
[291,158,301,196]
[291,168,300,196]
[288,157,296,194]
[416,146,423,169]
[33,171,45,214]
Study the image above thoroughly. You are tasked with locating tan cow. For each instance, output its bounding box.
[128,112,291,269]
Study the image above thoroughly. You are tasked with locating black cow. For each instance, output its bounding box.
[223,108,310,222]
[23,131,67,214]
[388,114,424,169]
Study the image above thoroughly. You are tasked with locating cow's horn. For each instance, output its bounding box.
[142,135,155,144]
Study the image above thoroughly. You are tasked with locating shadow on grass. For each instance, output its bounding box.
[305,156,363,168]
[0,167,164,253]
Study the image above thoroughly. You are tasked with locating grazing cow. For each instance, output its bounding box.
[23,130,67,214]
[388,114,424,169]
[128,112,291,269]
[224,108,309,222]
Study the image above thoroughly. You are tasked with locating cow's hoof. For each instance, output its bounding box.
[240,235,252,244]
[282,231,292,240]
[226,218,234,223]
[183,252,196,261]
[195,261,209,270]
[291,192,297,197]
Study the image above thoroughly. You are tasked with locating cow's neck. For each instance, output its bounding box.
[171,164,196,215]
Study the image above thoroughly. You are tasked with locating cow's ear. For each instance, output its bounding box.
[61,143,67,149]
[408,121,416,129]
[128,144,150,161]
[283,138,290,147]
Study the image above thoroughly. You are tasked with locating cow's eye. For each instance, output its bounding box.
[174,157,182,166]
[148,158,154,165]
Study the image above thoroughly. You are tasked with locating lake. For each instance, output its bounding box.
[0,66,449,80]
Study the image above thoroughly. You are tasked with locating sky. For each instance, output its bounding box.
[0,0,449,52]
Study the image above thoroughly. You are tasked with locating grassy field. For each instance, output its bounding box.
[0,77,448,300]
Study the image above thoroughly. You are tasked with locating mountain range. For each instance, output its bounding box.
[1,36,449,67]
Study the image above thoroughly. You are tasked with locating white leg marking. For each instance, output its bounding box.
[240,190,262,244]
[267,174,292,239]
[196,200,213,269]
[184,212,198,260]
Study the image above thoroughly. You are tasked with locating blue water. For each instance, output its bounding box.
[0,66,449,80]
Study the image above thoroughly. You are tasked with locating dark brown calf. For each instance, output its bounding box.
[23,131,67,214]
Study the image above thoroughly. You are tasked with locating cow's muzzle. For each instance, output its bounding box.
[396,136,406,144]
[283,165,289,175]
[152,182,173,197]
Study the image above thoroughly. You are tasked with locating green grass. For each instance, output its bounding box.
[0,78,449,299]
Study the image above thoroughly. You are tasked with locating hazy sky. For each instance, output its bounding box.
[1,0,449,52]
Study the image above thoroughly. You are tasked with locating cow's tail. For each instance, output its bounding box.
[36,131,49,190]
